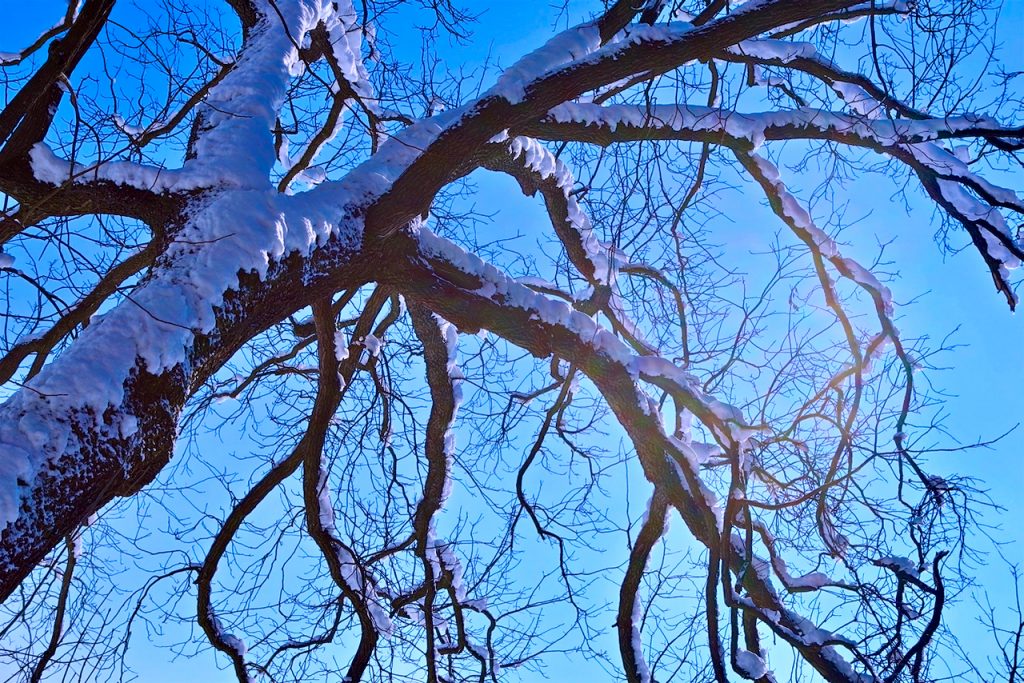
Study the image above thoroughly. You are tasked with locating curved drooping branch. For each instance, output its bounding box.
[520,103,1024,305]
[301,297,392,683]
[618,490,669,683]
[408,304,464,682]
[387,224,877,681]
[482,137,612,286]
[195,288,389,681]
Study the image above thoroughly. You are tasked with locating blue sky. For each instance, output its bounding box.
[1,1,1022,681]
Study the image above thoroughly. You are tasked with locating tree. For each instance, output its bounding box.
[0,0,1021,680]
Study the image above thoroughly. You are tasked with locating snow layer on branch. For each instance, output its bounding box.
[490,25,602,102]
[0,4,82,66]
[907,144,1023,265]
[831,82,884,119]
[0,185,364,534]
[411,222,757,449]
[113,115,171,138]
[788,571,832,590]
[508,136,626,283]
[607,290,656,351]
[206,609,254,681]
[316,466,394,634]
[334,332,351,361]
[735,650,768,679]
[626,494,668,683]
[29,143,234,193]
[729,38,817,63]
[770,551,835,591]
[28,0,322,192]
[918,143,1024,211]
[30,0,369,194]
[188,0,318,185]
[629,593,652,683]
[318,0,373,99]
[438,541,466,601]
[361,333,382,357]
[320,107,462,199]
[434,314,462,507]
[749,154,895,318]
[730,594,865,679]
[488,18,704,105]
[940,181,1020,298]
[875,555,920,578]
[274,0,376,187]
[546,102,1006,154]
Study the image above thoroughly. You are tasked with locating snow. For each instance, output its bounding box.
[438,542,466,601]
[0,171,365,538]
[221,633,248,657]
[748,154,896,320]
[630,595,652,683]
[411,221,758,457]
[2,45,483,533]
[320,0,373,99]
[875,555,920,578]
[735,649,768,679]
[28,0,378,195]
[334,331,350,361]
[315,468,336,531]
[0,9,1014,678]
[428,314,461,507]
[820,517,849,559]
[623,494,665,683]
[29,142,224,194]
[462,597,487,610]
[315,464,393,635]
[937,178,1020,266]
[840,259,894,316]
[119,415,139,439]
[187,0,314,187]
[0,4,81,66]
[361,333,382,357]
[113,115,169,138]
[831,82,884,119]
[69,528,83,560]
[729,38,817,64]
[206,609,253,679]
[0,448,29,540]
[273,1,377,189]
[545,102,1008,159]
[507,136,622,283]
[490,25,602,102]
[900,603,924,620]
